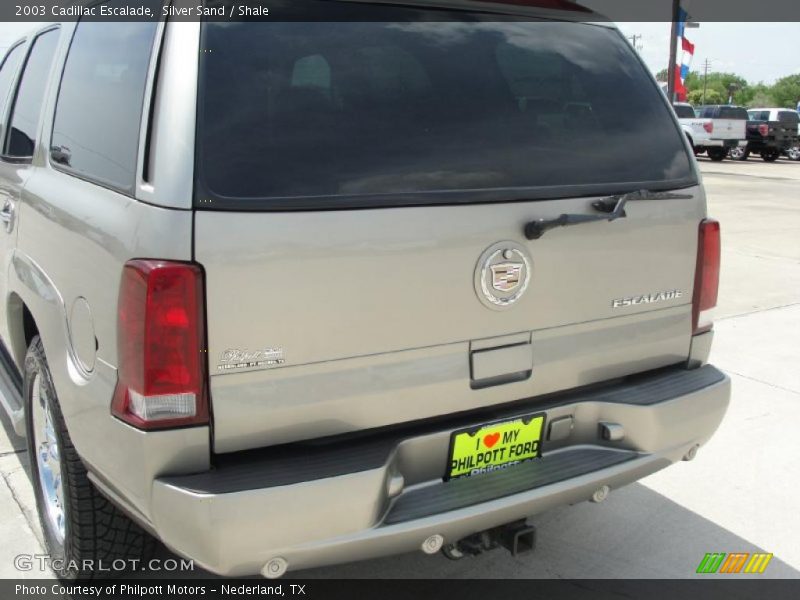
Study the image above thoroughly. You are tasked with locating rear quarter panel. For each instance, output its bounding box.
[7,21,207,520]
[12,169,206,518]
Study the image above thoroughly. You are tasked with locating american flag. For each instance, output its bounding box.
[674,8,695,102]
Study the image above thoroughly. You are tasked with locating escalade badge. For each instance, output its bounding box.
[612,290,683,308]
[475,242,532,310]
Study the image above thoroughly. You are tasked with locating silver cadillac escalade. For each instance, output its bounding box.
[0,0,730,579]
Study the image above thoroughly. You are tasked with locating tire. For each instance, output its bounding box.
[707,147,727,162]
[786,146,800,161]
[729,146,749,161]
[761,149,780,162]
[25,336,156,579]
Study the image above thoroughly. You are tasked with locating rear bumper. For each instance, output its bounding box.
[747,138,793,151]
[703,139,742,148]
[152,365,730,576]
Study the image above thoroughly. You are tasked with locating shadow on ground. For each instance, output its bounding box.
[0,399,26,456]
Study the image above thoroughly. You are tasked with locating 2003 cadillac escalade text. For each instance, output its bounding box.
[46,4,155,17]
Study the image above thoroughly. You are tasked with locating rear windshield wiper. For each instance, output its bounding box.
[523,189,694,240]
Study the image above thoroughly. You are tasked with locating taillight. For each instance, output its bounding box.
[758,123,769,137]
[111,260,209,429]
[703,122,714,134]
[692,220,721,335]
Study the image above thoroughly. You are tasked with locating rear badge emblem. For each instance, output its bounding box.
[217,347,285,372]
[475,242,532,310]
[490,262,523,292]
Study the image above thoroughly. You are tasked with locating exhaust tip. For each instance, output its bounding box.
[591,485,610,503]
[422,534,444,555]
[683,444,700,461]
[261,557,289,579]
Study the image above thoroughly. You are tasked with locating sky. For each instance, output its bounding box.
[1,20,799,85]
[615,22,800,84]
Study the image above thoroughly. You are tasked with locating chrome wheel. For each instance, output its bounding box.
[31,373,65,544]
[728,146,746,160]
[787,146,800,161]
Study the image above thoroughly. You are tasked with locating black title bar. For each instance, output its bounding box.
[3,579,800,600]
[4,0,800,22]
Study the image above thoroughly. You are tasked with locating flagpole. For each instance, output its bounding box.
[667,0,680,102]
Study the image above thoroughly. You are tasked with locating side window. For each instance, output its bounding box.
[673,105,696,119]
[51,18,158,193]
[0,44,25,120]
[5,29,59,158]
[719,107,747,120]
[778,111,799,125]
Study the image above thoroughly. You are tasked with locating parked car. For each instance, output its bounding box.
[0,0,730,579]
[687,105,749,161]
[730,108,800,161]
[778,110,800,161]
[673,102,715,156]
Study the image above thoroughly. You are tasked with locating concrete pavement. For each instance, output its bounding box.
[0,410,50,580]
[1,157,798,579]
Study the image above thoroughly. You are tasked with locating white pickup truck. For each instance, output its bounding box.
[673,103,748,161]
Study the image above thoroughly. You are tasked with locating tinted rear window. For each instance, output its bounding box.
[197,8,694,209]
[718,107,748,120]
[673,104,696,118]
[748,110,769,121]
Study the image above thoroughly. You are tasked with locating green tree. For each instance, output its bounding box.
[688,88,722,105]
[661,66,800,109]
[770,74,800,108]
[738,83,766,106]
[686,90,703,105]
[747,90,776,108]
[684,71,702,91]
[684,71,749,104]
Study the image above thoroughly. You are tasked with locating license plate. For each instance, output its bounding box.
[445,413,545,480]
